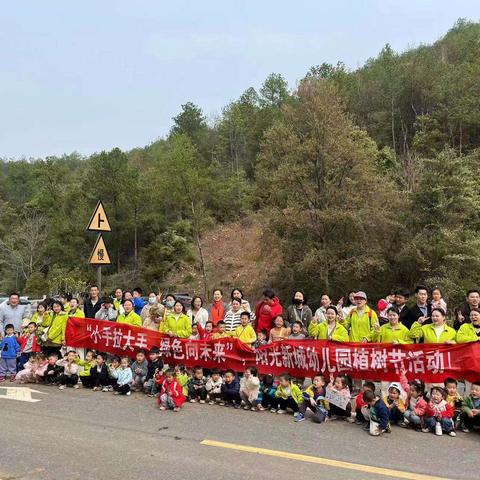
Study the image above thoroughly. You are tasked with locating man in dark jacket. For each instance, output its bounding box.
[84,285,102,319]
[407,285,432,328]
[456,290,480,330]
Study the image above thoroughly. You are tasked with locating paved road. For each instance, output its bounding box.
[0,385,477,480]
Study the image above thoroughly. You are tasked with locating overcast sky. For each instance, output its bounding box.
[1,0,479,159]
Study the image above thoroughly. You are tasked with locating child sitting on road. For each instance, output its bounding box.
[399,369,427,430]
[57,351,80,390]
[444,377,463,425]
[424,386,456,436]
[90,353,111,391]
[111,356,133,396]
[159,368,186,412]
[44,353,62,385]
[261,374,278,411]
[131,349,148,392]
[16,353,38,383]
[144,347,163,397]
[363,390,391,436]
[459,380,480,432]
[221,369,241,408]
[327,374,352,421]
[188,366,207,403]
[240,366,262,411]
[206,368,223,404]
[175,364,189,397]
[107,356,121,387]
[384,382,406,425]
[354,381,375,425]
[296,374,329,423]
[76,350,96,388]
[275,372,302,416]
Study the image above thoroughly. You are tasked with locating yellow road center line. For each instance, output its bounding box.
[200,439,450,480]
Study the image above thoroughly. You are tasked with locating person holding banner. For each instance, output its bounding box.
[308,306,349,342]
[234,312,257,346]
[343,291,379,342]
[409,308,456,344]
[456,309,480,343]
[116,299,142,328]
[161,301,192,339]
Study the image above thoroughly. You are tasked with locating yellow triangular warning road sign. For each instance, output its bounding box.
[87,201,111,232]
[88,234,111,265]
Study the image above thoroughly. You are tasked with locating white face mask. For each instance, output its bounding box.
[148,297,156,304]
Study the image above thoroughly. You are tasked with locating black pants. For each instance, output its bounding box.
[189,386,207,400]
[113,383,130,394]
[80,376,93,388]
[44,371,59,384]
[223,391,241,405]
[355,406,367,423]
[58,374,79,387]
[208,392,222,402]
[262,393,278,409]
[278,397,299,413]
[299,399,327,423]
[460,412,480,429]
[91,370,110,388]
[329,402,352,417]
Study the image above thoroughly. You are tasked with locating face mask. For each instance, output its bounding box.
[293,298,303,305]
[148,297,156,304]
[166,300,174,308]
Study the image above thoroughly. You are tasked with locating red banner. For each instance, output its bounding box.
[65,317,480,382]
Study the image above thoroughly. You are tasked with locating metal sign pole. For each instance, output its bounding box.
[97,266,102,293]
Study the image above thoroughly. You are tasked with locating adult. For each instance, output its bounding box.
[208,289,230,326]
[229,288,251,312]
[409,308,456,344]
[405,285,432,329]
[456,309,480,343]
[337,291,357,320]
[143,304,163,331]
[95,298,118,321]
[313,294,332,323]
[254,288,283,334]
[309,306,349,342]
[343,291,379,342]
[113,288,124,312]
[373,307,412,344]
[58,293,72,314]
[162,294,176,324]
[141,292,161,322]
[161,301,192,338]
[0,292,27,335]
[132,288,146,316]
[43,301,68,354]
[68,298,85,318]
[187,296,209,329]
[84,285,102,319]
[285,291,312,330]
[29,302,51,331]
[116,299,142,327]
[223,299,245,335]
[394,288,411,327]
[456,290,480,330]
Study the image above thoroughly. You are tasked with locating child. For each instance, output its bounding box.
[111,356,133,396]
[234,312,257,346]
[202,321,214,341]
[399,370,427,429]
[327,374,352,420]
[144,347,164,397]
[15,354,38,383]
[354,381,376,425]
[275,372,302,415]
[131,349,149,392]
[188,366,207,403]
[424,386,456,436]
[189,323,200,340]
[363,390,391,436]
[260,374,278,411]
[240,366,262,411]
[159,368,186,411]
[174,364,189,397]
[44,353,62,385]
[57,351,80,390]
[221,369,241,408]
[18,322,41,369]
[0,324,20,382]
[76,350,96,388]
[90,353,111,391]
[253,330,268,349]
[296,374,329,423]
[269,316,289,343]
[444,377,463,425]
[211,321,228,340]
[384,382,406,425]
[288,321,306,340]
[33,353,48,382]
[107,356,121,388]
[459,380,480,432]
[431,287,447,313]
[205,368,223,404]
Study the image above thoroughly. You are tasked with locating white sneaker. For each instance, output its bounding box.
[277,409,286,414]
[58,385,66,390]
[448,431,457,437]
[126,391,131,396]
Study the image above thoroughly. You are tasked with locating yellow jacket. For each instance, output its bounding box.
[343,306,378,342]
[117,311,142,328]
[48,312,69,345]
[309,322,349,342]
[161,313,192,338]
[234,324,257,345]
[383,395,406,413]
[69,308,85,318]
[409,322,456,343]
[456,323,479,343]
[275,382,303,404]
[373,323,412,344]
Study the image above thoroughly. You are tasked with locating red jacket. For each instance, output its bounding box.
[255,297,283,333]
[158,378,186,407]
[18,333,41,353]
[425,401,454,419]
[399,372,428,416]
[355,393,367,410]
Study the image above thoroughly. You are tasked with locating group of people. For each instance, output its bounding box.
[0,284,479,437]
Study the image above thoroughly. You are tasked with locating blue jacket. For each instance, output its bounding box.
[221,376,240,395]
[369,398,390,430]
[112,366,133,386]
[0,334,20,359]
[133,298,145,316]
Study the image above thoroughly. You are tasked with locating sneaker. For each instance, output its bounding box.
[199,400,206,404]
[277,409,286,414]
[329,415,339,421]
[293,412,299,418]
[173,407,180,412]
[159,406,166,411]
[126,391,131,396]
[190,399,197,403]
[92,387,98,391]
[421,427,430,433]
[355,419,364,425]
[9,375,16,382]
[234,404,241,409]
[102,387,109,392]
[448,431,457,437]
[73,384,79,389]
[0,376,5,383]
[270,408,277,413]
[113,391,120,395]
[257,405,266,411]
[398,421,408,428]
[294,413,305,422]
[58,385,66,390]
[346,416,356,423]
[244,405,251,410]
[363,424,370,431]
[219,402,225,406]
[461,426,470,433]
[208,401,214,405]
[147,393,155,398]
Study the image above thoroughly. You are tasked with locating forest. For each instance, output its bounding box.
[1,19,480,305]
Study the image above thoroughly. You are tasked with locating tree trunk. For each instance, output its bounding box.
[391,96,397,156]
[134,204,138,273]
